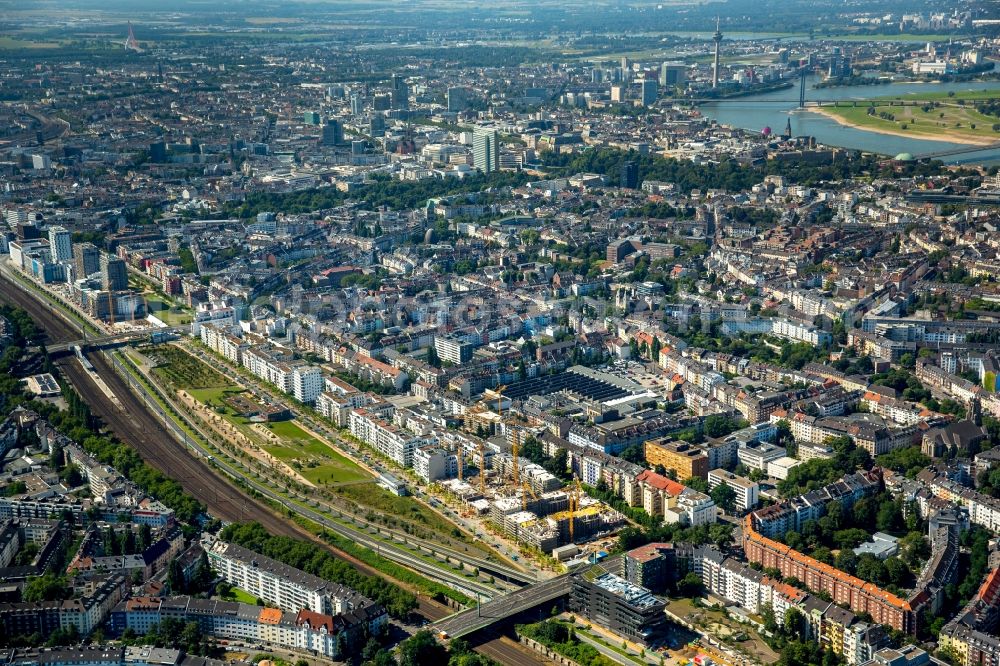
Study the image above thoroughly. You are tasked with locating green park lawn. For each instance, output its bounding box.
[822,97,1000,142]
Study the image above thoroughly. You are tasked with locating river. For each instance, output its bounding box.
[699,76,1000,164]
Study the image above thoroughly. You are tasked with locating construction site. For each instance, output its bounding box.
[437,384,626,561]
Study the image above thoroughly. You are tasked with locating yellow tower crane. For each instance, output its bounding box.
[521,480,538,511]
[569,476,583,543]
[478,441,487,494]
[510,425,520,489]
[494,385,508,417]
[456,443,463,481]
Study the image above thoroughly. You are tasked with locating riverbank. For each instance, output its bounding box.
[809,105,997,147]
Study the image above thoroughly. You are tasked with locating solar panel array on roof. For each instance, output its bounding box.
[501,371,630,402]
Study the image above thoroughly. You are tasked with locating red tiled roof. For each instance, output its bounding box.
[636,470,685,496]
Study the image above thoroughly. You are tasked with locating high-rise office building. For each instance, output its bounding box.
[350,95,365,116]
[101,255,128,291]
[73,242,101,279]
[659,62,687,87]
[321,118,344,146]
[472,127,499,174]
[641,78,658,106]
[391,74,409,110]
[149,141,167,163]
[447,86,468,112]
[620,162,639,189]
[48,226,72,263]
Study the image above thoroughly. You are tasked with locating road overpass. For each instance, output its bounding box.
[47,326,187,353]
[434,575,573,639]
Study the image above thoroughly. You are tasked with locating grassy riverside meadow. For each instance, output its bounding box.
[817,89,1000,144]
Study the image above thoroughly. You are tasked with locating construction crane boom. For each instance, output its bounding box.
[478,442,486,494]
[510,426,520,489]
[569,475,583,543]
[521,480,538,511]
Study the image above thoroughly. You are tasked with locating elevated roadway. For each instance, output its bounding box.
[434,575,573,638]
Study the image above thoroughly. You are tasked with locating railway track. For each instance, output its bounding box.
[0,271,552,663]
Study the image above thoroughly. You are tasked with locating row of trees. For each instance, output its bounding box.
[34,390,204,524]
[539,146,954,195]
[226,171,529,219]
[121,619,215,657]
[0,306,205,523]
[615,520,735,554]
[98,524,154,557]
[0,305,42,416]
[362,631,495,666]
[515,621,616,666]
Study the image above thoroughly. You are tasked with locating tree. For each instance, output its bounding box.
[192,551,213,593]
[704,414,746,438]
[683,476,709,493]
[678,572,704,597]
[835,548,858,575]
[397,631,448,666]
[783,608,803,637]
[833,528,869,550]
[876,499,902,533]
[856,554,887,586]
[22,573,69,602]
[49,443,64,471]
[710,481,737,514]
[426,346,442,368]
[761,603,779,634]
[520,437,545,464]
[167,558,185,594]
[543,448,569,479]
[371,651,398,666]
[813,547,833,565]
[775,419,793,446]
[884,557,909,587]
[619,444,645,465]
[362,638,383,662]
[708,522,734,549]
